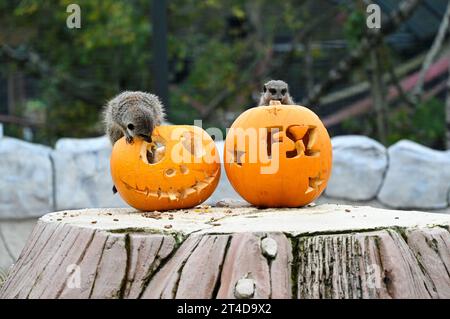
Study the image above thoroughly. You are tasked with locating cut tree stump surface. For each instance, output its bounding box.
[1,204,450,299]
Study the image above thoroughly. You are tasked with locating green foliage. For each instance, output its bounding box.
[342,98,446,149]
[344,10,366,48]
[340,0,367,49]
[3,0,429,146]
[1,0,153,144]
[387,98,445,149]
[170,39,250,124]
[0,1,311,143]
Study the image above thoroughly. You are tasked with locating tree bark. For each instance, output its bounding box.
[1,204,449,299]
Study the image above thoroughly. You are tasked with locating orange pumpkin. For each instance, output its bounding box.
[224,100,332,207]
[111,125,220,211]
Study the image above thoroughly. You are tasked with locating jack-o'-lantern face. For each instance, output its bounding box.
[111,125,220,211]
[224,101,332,207]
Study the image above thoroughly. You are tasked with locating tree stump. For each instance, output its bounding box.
[1,204,450,299]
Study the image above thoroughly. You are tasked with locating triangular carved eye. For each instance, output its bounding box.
[305,175,324,194]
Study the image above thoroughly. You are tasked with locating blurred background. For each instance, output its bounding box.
[2,0,450,279]
[1,0,449,149]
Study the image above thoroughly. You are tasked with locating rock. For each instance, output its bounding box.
[215,198,251,208]
[261,237,278,259]
[205,141,245,204]
[55,135,111,152]
[378,140,450,209]
[52,136,126,210]
[0,137,53,218]
[0,218,37,270]
[326,136,387,201]
[2,204,450,299]
[234,278,255,299]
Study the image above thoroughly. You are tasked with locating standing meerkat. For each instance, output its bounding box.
[258,80,295,106]
[103,91,165,145]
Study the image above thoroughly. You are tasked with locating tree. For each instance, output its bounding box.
[1,0,153,143]
[303,0,423,106]
[413,1,450,100]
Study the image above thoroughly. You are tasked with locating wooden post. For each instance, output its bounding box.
[151,0,169,113]
[446,55,450,149]
[369,49,388,144]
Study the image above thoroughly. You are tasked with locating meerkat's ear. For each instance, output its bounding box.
[263,85,267,93]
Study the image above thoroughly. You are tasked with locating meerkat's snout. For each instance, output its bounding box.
[126,122,153,143]
[267,87,287,101]
[139,134,152,143]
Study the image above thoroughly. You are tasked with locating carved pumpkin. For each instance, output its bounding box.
[224,101,332,207]
[111,125,220,211]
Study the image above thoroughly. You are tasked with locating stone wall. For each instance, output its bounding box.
[0,138,54,218]
[325,136,387,201]
[326,136,450,210]
[0,135,127,219]
[0,134,449,219]
[52,136,125,210]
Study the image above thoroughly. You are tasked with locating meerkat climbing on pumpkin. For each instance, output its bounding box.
[103,91,165,194]
[258,80,295,106]
[103,91,165,145]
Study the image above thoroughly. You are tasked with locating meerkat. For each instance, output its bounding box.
[258,80,295,106]
[103,91,165,145]
[103,91,165,194]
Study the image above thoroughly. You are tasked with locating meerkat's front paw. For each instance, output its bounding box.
[126,136,134,144]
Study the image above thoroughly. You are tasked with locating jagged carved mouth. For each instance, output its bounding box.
[120,169,219,201]
[121,131,218,201]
